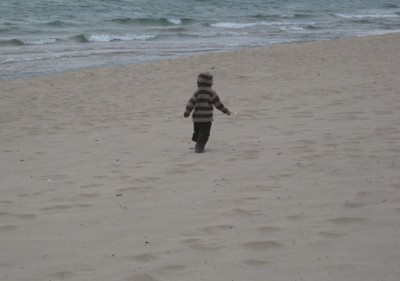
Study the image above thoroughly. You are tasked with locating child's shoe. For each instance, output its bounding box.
[195,143,205,153]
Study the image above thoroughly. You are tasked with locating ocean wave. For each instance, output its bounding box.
[167,18,182,25]
[304,25,321,30]
[0,39,25,47]
[334,12,399,20]
[69,33,157,43]
[210,20,317,31]
[110,17,192,26]
[83,34,157,43]
[280,26,306,32]
[23,38,58,45]
[178,31,243,38]
[253,13,313,20]
[0,33,157,47]
[0,38,58,47]
[46,20,68,27]
[383,4,399,8]
[210,21,274,29]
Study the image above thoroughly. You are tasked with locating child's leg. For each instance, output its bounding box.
[195,122,212,152]
[192,123,200,142]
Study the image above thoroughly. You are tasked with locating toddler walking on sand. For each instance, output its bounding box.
[184,71,231,153]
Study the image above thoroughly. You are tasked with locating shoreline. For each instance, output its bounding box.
[1,32,399,281]
[1,32,399,83]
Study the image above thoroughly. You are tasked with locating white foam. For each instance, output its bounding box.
[210,21,274,29]
[335,12,399,19]
[22,38,57,45]
[182,31,243,37]
[87,34,157,43]
[280,26,306,31]
[167,18,182,25]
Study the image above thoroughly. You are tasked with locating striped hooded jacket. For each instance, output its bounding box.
[184,72,229,122]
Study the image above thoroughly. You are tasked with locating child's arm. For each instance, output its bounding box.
[183,94,197,117]
[211,94,231,116]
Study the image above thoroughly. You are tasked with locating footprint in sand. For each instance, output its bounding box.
[0,200,14,205]
[12,214,37,220]
[240,149,260,160]
[200,224,234,234]
[226,208,263,217]
[49,271,74,280]
[343,201,366,208]
[318,232,346,238]
[287,214,306,221]
[232,197,260,204]
[190,242,225,251]
[80,183,104,189]
[79,193,100,199]
[241,241,283,251]
[165,167,189,175]
[116,185,156,193]
[76,204,92,208]
[180,238,225,251]
[39,205,72,211]
[257,226,283,233]
[391,183,400,189]
[241,259,273,267]
[328,217,366,226]
[155,265,187,276]
[126,273,159,281]
[0,225,18,232]
[41,174,69,181]
[126,253,159,263]
[243,185,282,192]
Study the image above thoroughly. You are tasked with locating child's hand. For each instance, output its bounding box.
[183,112,190,118]
[226,110,231,116]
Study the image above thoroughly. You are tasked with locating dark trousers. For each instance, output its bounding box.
[192,122,212,146]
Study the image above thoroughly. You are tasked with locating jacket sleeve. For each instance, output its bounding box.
[211,93,229,114]
[184,93,197,117]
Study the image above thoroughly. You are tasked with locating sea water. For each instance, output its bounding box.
[1,0,399,80]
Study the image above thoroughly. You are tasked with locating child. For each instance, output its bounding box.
[183,71,231,153]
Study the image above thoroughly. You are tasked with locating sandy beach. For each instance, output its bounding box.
[1,33,400,281]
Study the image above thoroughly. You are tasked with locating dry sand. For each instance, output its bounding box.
[1,33,400,281]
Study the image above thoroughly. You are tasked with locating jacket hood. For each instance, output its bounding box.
[197,71,213,87]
